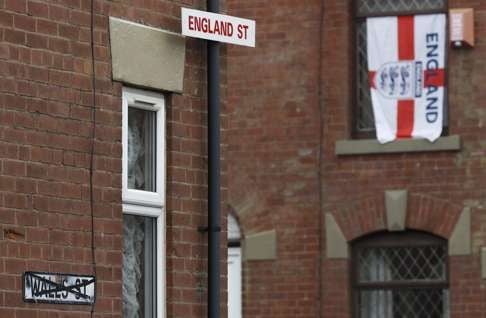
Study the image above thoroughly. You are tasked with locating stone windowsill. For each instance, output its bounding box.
[335,135,461,156]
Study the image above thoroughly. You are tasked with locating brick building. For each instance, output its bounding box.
[0,0,227,317]
[226,0,486,317]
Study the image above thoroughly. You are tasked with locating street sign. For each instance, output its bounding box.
[23,272,95,305]
[181,8,255,47]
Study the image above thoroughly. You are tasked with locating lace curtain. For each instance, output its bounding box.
[128,108,155,191]
[123,215,145,318]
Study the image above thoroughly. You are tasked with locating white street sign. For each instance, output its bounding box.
[181,8,255,47]
[23,272,95,305]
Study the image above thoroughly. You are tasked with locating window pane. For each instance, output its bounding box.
[128,108,156,192]
[359,289,448,318]
[358,245,446,283]
[356,21,375,132]
[228,214,241,242]
[123,214,156,318]
[357,0,446,16]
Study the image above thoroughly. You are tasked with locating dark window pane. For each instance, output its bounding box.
[358,289,448,318]
[353,231,448,318]
[357,0,446,16]
[123,215,156,318]
[356,21,375,132]
[358,245,447,282]
[128,108,156,192]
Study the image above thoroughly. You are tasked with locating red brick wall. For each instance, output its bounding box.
[0,0,220,317]
[226,0,322,317]
[227,0,486,317]
[321,0,486,316]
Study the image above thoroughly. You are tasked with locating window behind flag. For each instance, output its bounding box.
[354,0,448,138]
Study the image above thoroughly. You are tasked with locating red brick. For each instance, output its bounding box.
[4,29,25,45]
[6,0,26,13]
[5,259,25,273]
[13,14,35,31]
[0,308,15,318]
[224,1,486,318]
[49,5,69,22]
[49,38,70,54]
[70,10,90,27]
[3,160,26,176]
[58,23,79,40]
[0,0,218,317]
[26,33,48,49]
[27,1,48,18]
[26,227,49,243]
[36,19,58,35]
[0,11,13,27]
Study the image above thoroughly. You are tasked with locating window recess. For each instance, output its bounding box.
[353,0,448,138]
[352,231,449,318]
[122,87,165,318]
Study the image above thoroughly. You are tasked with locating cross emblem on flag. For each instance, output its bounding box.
[367,14,446,144]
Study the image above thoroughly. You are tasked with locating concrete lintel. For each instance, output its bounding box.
[243,230,277,261]
[448,207,471,256]
[325,213,349,259]
[110,17,186,93]
[335,135,461,156]
[385,190,407,231]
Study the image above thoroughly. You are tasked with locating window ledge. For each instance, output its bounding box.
[335,135,461,156]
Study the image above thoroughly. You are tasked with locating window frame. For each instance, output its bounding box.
[122,87,165,207]
[122,86,166,318]
[227,213,242,318]
[351,230,449,318]
[351,0,449,139]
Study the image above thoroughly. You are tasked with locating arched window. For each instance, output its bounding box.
[352,231,449,318]
[227,214,242,318]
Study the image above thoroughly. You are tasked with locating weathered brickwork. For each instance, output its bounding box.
[226,0,322,317]
[227,0,486,317]
[0,0,224,317]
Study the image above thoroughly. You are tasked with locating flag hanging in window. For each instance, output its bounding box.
[367,14,446,144]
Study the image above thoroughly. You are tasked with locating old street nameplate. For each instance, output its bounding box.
[23,272,95,305]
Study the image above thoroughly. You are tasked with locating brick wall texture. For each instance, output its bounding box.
[226,0,486,317]
[0,0,226,317]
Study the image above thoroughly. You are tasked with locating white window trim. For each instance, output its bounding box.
[228,247,242,318]
[123,205,165,318]
[122,86,166,318]
[122,87,165,207]
[227,214,242,318]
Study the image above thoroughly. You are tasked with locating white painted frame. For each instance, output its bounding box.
[228,247,242,318]
[227,214,242,318]
[122,86,165,207]
[122,87,166,318]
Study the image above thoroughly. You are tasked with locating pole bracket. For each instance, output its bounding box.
[198,226,221,233]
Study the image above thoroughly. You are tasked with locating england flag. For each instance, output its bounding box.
[367,14,446,144]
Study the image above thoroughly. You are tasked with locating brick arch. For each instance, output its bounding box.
[330,194,387,242]
[330,192,463,242]
[406,193,463,239]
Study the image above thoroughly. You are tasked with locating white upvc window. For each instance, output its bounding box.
[122,87,165,318]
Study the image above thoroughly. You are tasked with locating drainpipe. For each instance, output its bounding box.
[207,0,221,317]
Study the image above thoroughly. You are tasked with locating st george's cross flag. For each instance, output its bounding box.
[367,14,446,144]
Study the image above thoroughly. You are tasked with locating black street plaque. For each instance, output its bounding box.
[23,272,96,305]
